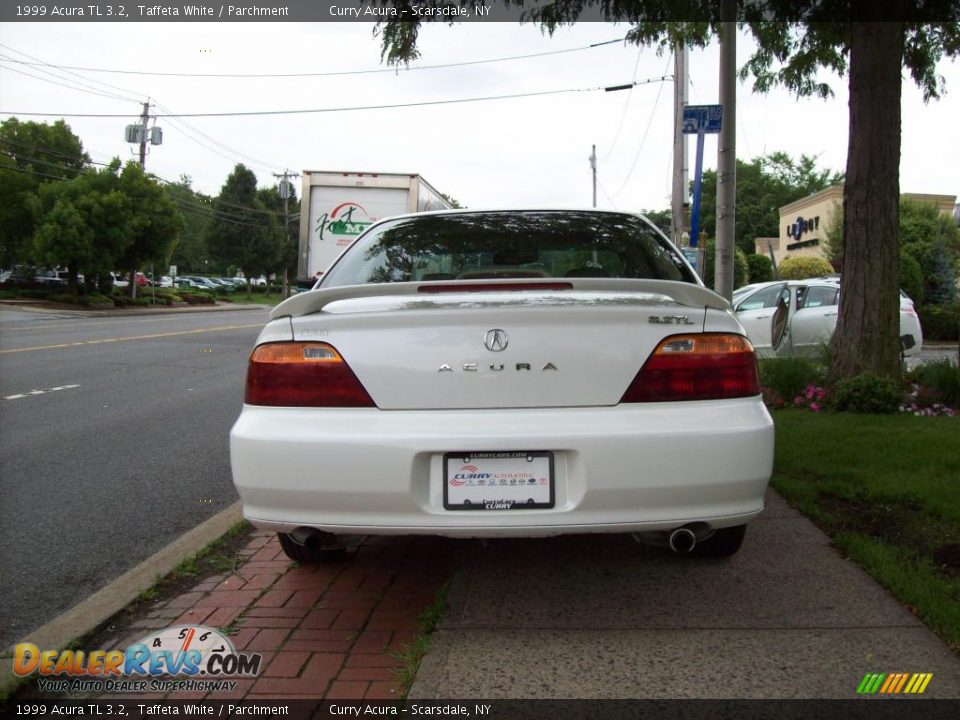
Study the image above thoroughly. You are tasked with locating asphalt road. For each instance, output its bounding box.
[0,306,270,648]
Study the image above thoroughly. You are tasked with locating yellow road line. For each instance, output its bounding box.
[0,323,263,354]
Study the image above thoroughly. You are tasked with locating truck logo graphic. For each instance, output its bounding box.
[316,202,373,245]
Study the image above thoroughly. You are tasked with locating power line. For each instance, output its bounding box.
[611,74,670,200]
[600,46,650,163]
[1,138,108,165]
[0,159,278,229]
[0,62,138,104]
[0,38,628,79]
[0,79,669,119]
[0,43,143,101]
[152,100,283,173]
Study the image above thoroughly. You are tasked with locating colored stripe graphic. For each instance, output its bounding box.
[857,673,932,694]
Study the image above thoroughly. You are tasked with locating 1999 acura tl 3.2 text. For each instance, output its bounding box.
[231,210,774,561]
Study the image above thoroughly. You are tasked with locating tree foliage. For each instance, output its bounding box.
[166,176,213,274]
[0,118,90,267]
[825,199,958,306]
[696,152,843,255]
[30,160,182,295]
[746,253,774,283]
[206,164,285,294]
[777,255,833,280]
[116,163,183,294]
[702,238,749,289]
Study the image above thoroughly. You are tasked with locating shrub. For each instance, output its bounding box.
[48,293,89,306]
[899,249,924,308]
[908,359,960,408]
[758,358,825,408]
[777,255,834,280]
[917,303,959,341]
[828,373,903,414]
[701,239,749,290]
[746,254,774,284]
[180,292,215,305]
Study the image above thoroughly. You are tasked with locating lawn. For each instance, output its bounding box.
[771,410,960,650]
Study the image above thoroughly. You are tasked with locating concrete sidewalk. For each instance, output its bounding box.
[410,491,960,698]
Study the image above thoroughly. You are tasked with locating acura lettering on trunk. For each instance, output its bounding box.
[231,210,774,562]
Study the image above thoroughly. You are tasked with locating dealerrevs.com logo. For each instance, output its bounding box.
[14,625,262,694]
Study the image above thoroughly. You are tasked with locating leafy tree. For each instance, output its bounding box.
[375,2,960,381]
[827,199,958,305]
[31,160,128,295]
[702,238,749,289]
[0,118,90,267]
[165,175,212,274]
[206,164,284,298]
[746,253,774,283]
[439,192,463,209]
[641,208,672,236]
[116,163,183,297]
[899,249,924,306]
[257,184,300,287]
[697,152,843,255]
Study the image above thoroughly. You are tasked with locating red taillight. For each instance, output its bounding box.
[245,342,375,407]
[620,334,760,402]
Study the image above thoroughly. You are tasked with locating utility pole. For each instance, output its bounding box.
[138,100,149,168]
[714,0,737,301]
[589,145,597,208]
[130,100,151,300]
[274,169,300,298]
[671,42,689,246]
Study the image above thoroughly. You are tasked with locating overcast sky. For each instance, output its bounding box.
[1,21,958,211]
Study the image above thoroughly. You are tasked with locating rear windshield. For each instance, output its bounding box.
[320,211,697,287]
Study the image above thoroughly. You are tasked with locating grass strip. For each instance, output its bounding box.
[771,410,960,650]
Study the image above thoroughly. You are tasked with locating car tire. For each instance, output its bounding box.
[691,524,747,558]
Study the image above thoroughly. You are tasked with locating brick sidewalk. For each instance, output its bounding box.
[115,530,457,701]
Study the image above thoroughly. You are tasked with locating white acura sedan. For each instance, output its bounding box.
[231,210,774,561]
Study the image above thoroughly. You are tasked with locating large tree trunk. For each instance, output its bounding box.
[829,22,904,381]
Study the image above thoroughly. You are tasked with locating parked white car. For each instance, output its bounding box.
[231,210,774,562]
[733,279,923,358]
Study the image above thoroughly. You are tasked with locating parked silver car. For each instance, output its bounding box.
[732,279,923,358]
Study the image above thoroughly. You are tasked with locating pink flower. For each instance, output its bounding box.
[810,402,820,413]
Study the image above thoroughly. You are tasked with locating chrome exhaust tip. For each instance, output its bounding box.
[668,527,697,554]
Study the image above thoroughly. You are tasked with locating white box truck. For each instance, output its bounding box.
[298,171,453,279]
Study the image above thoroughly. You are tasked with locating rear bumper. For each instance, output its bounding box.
[230,397,775,538]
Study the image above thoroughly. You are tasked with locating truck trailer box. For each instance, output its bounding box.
[298,171,452,279]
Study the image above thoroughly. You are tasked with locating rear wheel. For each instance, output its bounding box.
[277,531,352,563]
[691,525,746,558]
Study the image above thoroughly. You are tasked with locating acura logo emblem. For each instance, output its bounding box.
[484,329,508,352]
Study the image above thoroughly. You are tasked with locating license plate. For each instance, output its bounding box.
[443,451,554,510]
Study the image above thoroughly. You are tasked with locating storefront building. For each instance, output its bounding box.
[755,186,957,267]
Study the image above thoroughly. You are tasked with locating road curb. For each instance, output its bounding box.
[0,501,243,696]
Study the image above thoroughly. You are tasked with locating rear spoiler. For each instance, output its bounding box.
[269,278,730,320]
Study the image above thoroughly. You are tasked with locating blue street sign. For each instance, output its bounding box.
[682,105,723,135]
